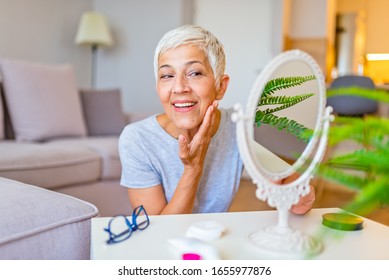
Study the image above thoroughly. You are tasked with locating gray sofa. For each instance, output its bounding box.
[0,59,134,216]
[0,136,132,217]
[0,58,139,259]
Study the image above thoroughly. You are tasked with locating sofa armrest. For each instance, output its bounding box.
[0,177,99,259]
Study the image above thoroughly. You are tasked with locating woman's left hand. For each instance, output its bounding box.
[280,173,315,215]
[290,184,315,215]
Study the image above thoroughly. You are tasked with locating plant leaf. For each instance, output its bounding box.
[327,86,389,103]
[343,178,389,215]
[316,165,367,191]
[326,149,389,172]
[255,112,313,142]
[262,75,316,98]
[259,93,314,114]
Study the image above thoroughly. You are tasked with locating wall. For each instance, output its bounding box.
[0,0,283,115]
[0,0,93,86]
[285,0,336,79]
[364,0,389,83]
[365,0,389,53]
[93,0,190,115]
[289,0,328,38]
[193,0,283,109]
[336,0,366,13]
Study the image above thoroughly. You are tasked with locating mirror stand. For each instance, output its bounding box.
[233,104,333,258]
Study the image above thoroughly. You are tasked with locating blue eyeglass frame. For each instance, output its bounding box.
[104,205,150,244]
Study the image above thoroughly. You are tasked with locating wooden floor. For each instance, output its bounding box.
[229,178,389,226]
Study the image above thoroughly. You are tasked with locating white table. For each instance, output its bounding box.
[90,208,389,260]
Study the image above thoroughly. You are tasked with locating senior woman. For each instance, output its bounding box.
[118,25,315,215]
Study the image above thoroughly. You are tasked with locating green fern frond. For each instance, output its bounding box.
[343,178,389,215]
[262,75,316,98]
[259,93,315,114]
[329,116,389,146]
[327,86,389,103]
[255,112,312,142]
[335,116,389,132]
[259,93,314,106]
[326,149,389,173]
[253,75,316,142]
[317,165,367,191]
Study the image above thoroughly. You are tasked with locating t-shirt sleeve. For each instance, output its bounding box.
[118,125,161,188]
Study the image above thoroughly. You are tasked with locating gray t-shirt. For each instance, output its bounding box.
[119,108,243,213]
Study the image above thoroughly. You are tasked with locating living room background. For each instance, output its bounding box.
[3,0,388,117]
[0,0,285,117]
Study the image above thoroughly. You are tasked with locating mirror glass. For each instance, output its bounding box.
[248,52,325,181]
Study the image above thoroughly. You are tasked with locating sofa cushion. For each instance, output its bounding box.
[80,88,126,136]
[0,59,87,142]
[0,177,99,259]
[0,141,101,189]
[48,137,121,179]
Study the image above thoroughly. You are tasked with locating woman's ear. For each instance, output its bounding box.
[216,74,230,100]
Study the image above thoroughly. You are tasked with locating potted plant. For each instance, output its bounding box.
[318,86,389,218]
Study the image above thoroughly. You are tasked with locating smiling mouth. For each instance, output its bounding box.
[173,102,197,108]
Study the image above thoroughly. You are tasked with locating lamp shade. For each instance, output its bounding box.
[75,12,113,47]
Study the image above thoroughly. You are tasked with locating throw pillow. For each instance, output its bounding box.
[0,59,87,142]
[0,83,4,140]
[80,88,126,136]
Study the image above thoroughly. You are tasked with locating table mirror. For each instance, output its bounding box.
[232,50,333,258]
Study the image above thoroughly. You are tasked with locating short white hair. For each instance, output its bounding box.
[154,25,226,88]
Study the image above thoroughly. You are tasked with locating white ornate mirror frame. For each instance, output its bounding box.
[232,50,333,258]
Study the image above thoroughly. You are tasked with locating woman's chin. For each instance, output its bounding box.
[174,120,201,132]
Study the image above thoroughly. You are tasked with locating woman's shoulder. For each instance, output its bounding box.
[127,114,158,129]
[120,115,158,141]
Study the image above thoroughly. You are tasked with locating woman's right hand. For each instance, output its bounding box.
[177,100,219,175]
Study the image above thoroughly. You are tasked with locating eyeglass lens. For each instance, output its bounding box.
[133,206,149,230]
[108,215,132,242]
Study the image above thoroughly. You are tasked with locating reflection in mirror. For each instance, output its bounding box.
[253,59,320,174]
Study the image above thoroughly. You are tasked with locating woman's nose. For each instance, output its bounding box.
[172,75,189,94]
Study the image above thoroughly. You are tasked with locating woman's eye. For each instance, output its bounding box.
[188,71,202,77]
[160,74,174,80]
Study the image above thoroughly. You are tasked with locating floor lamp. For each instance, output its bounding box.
[75,11,113,88]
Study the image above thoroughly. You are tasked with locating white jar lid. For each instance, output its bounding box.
[186,220,226,242]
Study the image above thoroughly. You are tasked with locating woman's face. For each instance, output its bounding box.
[156,44,225,134]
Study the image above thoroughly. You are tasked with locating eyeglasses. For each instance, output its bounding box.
[104,205,150,244]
